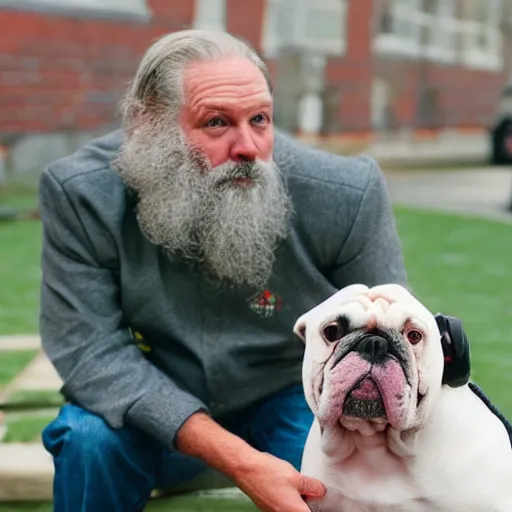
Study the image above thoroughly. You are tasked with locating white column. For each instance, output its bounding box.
[193,0,227,31]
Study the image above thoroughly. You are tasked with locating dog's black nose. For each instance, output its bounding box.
[355,335,389,364]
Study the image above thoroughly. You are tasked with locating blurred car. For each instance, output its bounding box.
[490,83,512,165]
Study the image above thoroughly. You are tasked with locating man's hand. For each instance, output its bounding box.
[233,450,326,511]
[175,412,326,511]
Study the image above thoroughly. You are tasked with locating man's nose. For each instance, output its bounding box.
[230,127,258,162]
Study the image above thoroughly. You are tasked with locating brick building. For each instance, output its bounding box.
[0,0,511,173]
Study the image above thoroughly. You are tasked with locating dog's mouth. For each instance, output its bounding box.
[342,376,387,420]
[316,345,423,430]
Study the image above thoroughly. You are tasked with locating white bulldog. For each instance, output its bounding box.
[294,284,512,512]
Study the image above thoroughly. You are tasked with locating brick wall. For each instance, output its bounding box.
[0,0,508,142]
[226,0,265,52]
[371,0,508,133]
[0,1,193,139]
[375,57,506,132]
[324,0,374,133]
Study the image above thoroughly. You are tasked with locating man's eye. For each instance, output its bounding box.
[207,118,226,128]
[252,114,267,125]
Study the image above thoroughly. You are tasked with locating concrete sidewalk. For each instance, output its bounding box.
[0,443,54,501]
[385,167,512,223]
[0,335,41,351]
[368,131,490,167]
[303,129,493,168]
[0,344,59,501]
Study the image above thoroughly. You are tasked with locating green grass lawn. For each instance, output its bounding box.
[2,390,64,444]
[0,351,38,388]
[0,177,39,210]
[394,205,512,415]
[0,496,258,512]
[0,221,41,335]
[5,389,64,408]
[3,414,56,443]
[1,199,512,510]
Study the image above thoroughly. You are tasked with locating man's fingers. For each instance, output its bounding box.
[299,474,326,498]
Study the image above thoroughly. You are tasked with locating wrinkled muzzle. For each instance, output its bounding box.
[317,330,417,431]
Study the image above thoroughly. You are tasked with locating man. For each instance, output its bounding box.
[39,30,407,511]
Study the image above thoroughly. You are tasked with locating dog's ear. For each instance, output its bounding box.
[293,317,307,343]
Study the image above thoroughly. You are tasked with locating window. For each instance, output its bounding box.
[374,0,457,63]
[0,0,150,18]
[391,0,418,40]
[374,0,503,71]
[193,0,226,32]
[378,0,393,34]
[371,78,392,131]
[262,0,347,57]
[461,0,502,70]
[419,0,458,62]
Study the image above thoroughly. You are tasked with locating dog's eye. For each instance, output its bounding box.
[406,329,423,345]
[322,321,346,343]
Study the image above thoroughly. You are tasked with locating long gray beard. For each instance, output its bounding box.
[113,125,292,290]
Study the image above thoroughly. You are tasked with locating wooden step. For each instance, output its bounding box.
[0,442,239,502]
[0,443,53,501]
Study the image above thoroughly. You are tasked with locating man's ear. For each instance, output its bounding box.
[293,317,307,344]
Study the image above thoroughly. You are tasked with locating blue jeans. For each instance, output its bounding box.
[42,384,313,512]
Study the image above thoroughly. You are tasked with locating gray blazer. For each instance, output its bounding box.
[38,129,407,449]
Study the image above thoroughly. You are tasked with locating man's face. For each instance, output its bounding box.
[179,57,274,168]
[114,57,291,290]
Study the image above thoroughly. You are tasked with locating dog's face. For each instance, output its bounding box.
[294,284,444,434]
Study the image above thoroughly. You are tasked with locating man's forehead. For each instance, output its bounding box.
[196,99,273,116]
[182,57,271,111]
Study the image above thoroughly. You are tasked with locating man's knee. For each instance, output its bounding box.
[43,404,139,461]
[43,405,164,509]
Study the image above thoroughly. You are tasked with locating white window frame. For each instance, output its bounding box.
[0,0,150,19]
[262,0,347,57]
[193,0,226,32]
[374,0,458,64]
[374,0,503,71]
[460,0,503,71]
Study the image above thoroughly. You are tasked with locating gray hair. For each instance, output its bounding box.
[120,29,272,126]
